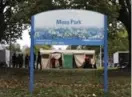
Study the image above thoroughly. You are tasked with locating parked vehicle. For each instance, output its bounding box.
[113,51,129,68]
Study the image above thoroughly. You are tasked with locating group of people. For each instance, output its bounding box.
[11,52,96,69]
[12,51,42,70]
[12,53,24,68]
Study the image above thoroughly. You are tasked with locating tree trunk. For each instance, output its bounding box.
[0,12,5,41]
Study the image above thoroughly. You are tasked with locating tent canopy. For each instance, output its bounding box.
[40,49,95,55]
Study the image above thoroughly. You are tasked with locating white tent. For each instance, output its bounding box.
[39,49,96,69]
[40,49,95,54]
[0,49,10,67]
[0,44,4,50]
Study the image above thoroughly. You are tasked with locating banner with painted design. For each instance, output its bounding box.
[32,9,106,45]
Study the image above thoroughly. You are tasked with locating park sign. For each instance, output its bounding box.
[30,9,108,95]
[32,9,106,45]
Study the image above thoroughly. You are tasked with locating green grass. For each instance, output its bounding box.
[0,68,131,97]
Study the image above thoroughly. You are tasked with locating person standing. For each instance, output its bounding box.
[28,52,36,69]
[16,54,19,68]
[18,54,21,68]
[36,51,42,70]
[12,53,16,68]
[51,57,55,68]
[83,55,92,68]
[34,53,36,69]
[19,54,23,68]
[25,54,29,69]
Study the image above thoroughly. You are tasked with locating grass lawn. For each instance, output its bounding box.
[0,68,131,97]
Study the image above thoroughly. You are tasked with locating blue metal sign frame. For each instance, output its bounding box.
[29,10,108,95]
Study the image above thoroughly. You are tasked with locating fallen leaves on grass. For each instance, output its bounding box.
[0,68,130,97]
[0,79,26,89]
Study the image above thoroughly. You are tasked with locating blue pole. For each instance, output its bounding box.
[104,15,108,94]
[29,16,34,94]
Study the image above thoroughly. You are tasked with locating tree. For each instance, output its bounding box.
[107,0,131,67]
[117,0,131,67]
[108,30,129,56]
[22,45,51,55]
[117,0,131,42]
[1,0,130,66]
[6,43,21,52]
[23,47,30,55]
[0,0,29,42]
[34,45,51,55]
[0,0,120,42]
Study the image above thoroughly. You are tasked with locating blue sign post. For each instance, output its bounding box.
[29,16,35,93]
[30,9,108,95]
[104,15,108,93]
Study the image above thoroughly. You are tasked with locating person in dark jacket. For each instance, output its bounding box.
[15,54,19,68]
[36,51,42,70]
[25,54,29,69]
[34,53,36,69]
[51,57,55,68]
[83,55,92,68]
[18,54,22,68]
[28,52,36,69]
[19,54,23,68]
[12,53,16,68]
